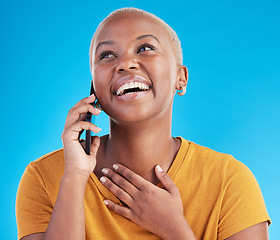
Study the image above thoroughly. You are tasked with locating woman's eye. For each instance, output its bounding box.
[99,51,116,60]
[137,44,155,53]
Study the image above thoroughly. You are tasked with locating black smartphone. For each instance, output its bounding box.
[85,83,95,155]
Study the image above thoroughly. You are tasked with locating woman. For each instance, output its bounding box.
[16,7,270,240]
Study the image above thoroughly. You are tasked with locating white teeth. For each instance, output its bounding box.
[123,83,130,91]
[116,81,150,96]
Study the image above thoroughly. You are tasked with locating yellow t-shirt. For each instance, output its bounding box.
[16,138,270,240]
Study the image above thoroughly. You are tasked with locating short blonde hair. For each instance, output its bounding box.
[89,7,183,73]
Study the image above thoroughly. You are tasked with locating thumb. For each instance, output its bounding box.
[90,136,100,158]
[155,165,179,195]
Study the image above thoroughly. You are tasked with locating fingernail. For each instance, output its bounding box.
[104,200,109,205]
[95,108,102,113]
[156,165,164,172]
[113,164,118,171]
[100,176,106,183]
[89,94,95,97]
[102,168,109,175]
[96,127,102,132]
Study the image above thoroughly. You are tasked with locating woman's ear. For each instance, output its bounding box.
[176,65,188,90]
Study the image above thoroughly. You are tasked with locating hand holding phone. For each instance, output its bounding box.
[85,83,101,155]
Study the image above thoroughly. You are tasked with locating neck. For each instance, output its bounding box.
[99,110,180,184]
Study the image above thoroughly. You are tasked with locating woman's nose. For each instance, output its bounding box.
[115,54,139,73]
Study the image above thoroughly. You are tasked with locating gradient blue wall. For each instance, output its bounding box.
[1,0,279,239]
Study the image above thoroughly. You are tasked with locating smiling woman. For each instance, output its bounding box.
[16,7,270,240]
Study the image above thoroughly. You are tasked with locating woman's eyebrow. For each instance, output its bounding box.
[136,34,160,42]
[95,34,159,53]
[95,40,114,53]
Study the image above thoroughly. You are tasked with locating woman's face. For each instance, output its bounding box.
[92,14,186,123]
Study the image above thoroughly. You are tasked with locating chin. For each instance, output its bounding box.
[108,108,154,126]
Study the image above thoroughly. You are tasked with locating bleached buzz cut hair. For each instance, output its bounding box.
[89,7,183,73]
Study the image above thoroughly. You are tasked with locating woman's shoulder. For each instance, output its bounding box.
[24,149,65,185]
[17,149,65,226]
[188,140,238,164]
[28,149,65,170]
[178,138,261,198]
[178,137,247,174]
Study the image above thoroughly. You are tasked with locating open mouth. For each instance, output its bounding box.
[115,81,151,96]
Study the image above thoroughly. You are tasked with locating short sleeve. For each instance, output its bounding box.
[218,158,271,239]
[16,164,53,239]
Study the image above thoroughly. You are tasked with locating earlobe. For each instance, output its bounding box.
[176,65,188,95]
[176,66,188,88]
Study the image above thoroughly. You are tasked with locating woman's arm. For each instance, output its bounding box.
[20,95,101,240]
[225,222,269,240]
[21,171,90,240]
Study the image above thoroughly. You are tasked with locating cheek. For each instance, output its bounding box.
[152,60,177,92]
[93,65,112,97]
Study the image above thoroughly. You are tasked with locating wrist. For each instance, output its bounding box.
[161,216,196,240]
[61,169,90,188]
[64,167,91,178]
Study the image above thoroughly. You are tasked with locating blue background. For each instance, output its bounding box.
[1,0,279,239]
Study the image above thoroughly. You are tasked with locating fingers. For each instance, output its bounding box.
[155,165,180,196]
[64,95,101,130]
[101,167,139,196]
[62,95,102,143]
[111,164,150,190]
[103,200,132,219]
[72,94,96,108]
[62,121,101,143]
[90,136,100,158]
[100,176,134,206]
